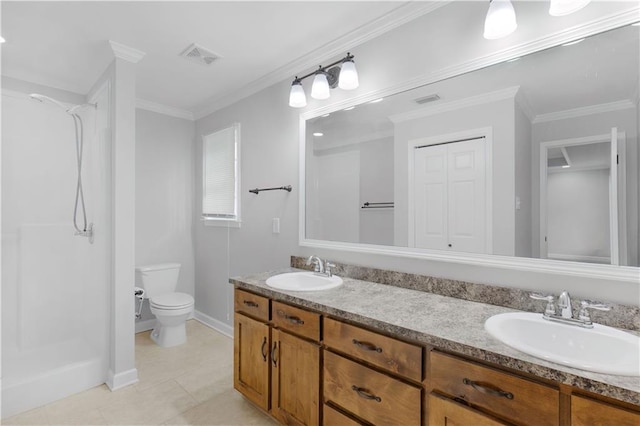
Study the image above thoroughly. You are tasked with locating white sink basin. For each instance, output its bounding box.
[485,312,640,376]
[266,271,343,292]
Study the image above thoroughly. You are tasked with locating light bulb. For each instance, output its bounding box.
[311,72,330,100]
[338,60,359,90]
[288,80,307,108]
[549,0,591,16]
[483,0,517,40]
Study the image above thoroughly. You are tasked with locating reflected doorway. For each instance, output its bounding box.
[540,128,626,265]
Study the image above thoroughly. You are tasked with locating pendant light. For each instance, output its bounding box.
[483,0,517,40]
[311,70,331,100]
[338,58,359,90]
[288,79,307,108]
[549,0,591,16]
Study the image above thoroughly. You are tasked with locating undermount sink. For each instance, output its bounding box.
[266,271,343,292]
[485,312,640,376]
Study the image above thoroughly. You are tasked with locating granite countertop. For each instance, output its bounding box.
[230,268,640,406]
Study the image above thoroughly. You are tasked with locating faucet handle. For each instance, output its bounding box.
[325,262,336,277]
[530,293,556,317]
[578,300,611,323]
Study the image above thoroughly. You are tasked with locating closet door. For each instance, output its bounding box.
[414,144,448,250]
[447,139,486,253]
[413,139,486,253]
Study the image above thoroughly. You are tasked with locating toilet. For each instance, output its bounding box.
[135,263,194,347]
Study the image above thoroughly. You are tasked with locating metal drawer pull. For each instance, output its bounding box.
[351,385,382,402]
[352,339,383,353]
[463,378,514,400]
[243,300,259,308]
[271,343,278,367]
[261,337,267,362]
[277,309,305,325]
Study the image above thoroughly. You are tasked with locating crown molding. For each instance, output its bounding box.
[533,99,635,124]
[109,40,146,64]
[193,1,451,120]
[389,86,520,124]
[136,98,195,121]
[514,90,535,122]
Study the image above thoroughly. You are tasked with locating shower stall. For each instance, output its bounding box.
[1,88,111,417]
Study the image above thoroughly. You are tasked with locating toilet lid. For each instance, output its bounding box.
[150,292,194,309]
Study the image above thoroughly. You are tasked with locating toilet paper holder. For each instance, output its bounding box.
[134,287,145,319]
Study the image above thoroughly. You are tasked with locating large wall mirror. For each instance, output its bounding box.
[301,22,639,277]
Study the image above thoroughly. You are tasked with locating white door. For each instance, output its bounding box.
[414,139,486,253]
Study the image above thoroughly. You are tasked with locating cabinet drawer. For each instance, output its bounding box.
[234,289,269,322]
[571,395,640,426]
[324,317,422,382]
[430,351,559,426]
[272,301,321,342]
[323,404,366,426]
[324,351,421,426]
[428,392,511,426]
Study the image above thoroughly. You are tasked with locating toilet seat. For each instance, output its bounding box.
[150,292,194,310]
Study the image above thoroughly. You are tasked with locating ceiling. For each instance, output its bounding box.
[1,1,436,119]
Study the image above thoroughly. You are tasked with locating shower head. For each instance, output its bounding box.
[29,93,69,111]
[29,93,95,114]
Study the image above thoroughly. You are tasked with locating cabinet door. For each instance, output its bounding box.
[271,328,320,426]
[428,393,510,426]
[234,313,270,411]
[571,394,640,426]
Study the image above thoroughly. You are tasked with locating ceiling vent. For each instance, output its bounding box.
[180,43,220,66]
[414,94,441,104]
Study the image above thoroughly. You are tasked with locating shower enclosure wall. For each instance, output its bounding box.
[1,87,111,418]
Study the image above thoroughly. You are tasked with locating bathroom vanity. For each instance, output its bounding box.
[231,264,640,426]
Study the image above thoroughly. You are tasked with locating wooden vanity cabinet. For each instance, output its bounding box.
[234,289,271,411]
[429,351,559,426]
[323,318,423,426]
[270,302,321,426]
[571,394,640,426]
[428,392,511,426]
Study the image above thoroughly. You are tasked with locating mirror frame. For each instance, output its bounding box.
[298,10,640,284]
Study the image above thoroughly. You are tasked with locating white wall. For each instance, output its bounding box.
[514,102,533,257]
[194,82,299,329]
[135,109,195,309]
[194,0,640,329]
[547,168,610,262]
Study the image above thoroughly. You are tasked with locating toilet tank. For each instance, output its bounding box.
[135,263,181,299]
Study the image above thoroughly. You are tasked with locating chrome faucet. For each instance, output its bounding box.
[306,255,325,274]
[558,291,572,319]
[530,290,610,329]
[305,255,336,277]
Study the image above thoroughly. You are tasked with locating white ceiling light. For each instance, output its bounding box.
[313,132,324,137]
[338,58,359,90]
[0,36,5,43]
[549,0,591,17]
[288,79,307,108]
[483,0,517,40]
[311,71,331,100]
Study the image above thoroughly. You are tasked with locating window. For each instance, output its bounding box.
[202,123,240,225]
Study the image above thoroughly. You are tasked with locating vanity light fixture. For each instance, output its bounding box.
[483,0,517,40]
[549,0,591,16]
[313,132,324,137]
[288,53,359,108]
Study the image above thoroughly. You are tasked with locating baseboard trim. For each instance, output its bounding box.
[106,368,139,391]
[194,310,233,339]
[135,319,156,333]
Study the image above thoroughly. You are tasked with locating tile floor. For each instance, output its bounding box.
[3,320,276,425]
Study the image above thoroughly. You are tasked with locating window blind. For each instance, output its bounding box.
[203,125,238,219]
